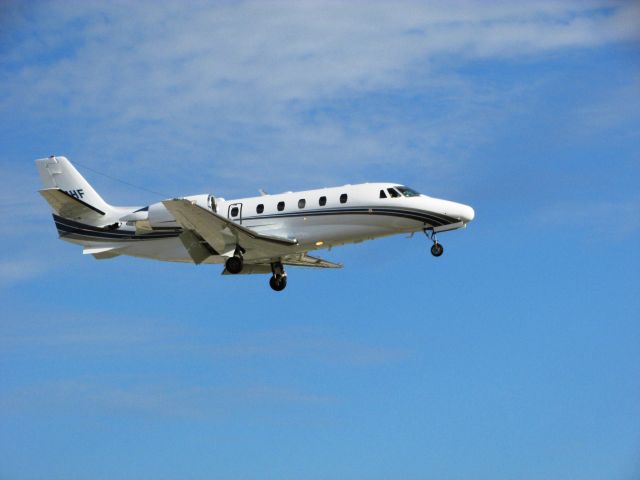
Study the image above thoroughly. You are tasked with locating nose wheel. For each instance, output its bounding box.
[269,261,287,291]
[430,242,444,257]
[424,228,444,257]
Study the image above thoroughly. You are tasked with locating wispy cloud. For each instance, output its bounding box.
[0,379,334,419]
[0,258,50,287]
[0,312,181,352]
[2,1,638,192]
[2,311,410,367]
[2,314,384,418]
[571,73,640,137]
[200,326,411,366]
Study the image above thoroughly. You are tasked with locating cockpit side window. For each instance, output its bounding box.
[395,186,421,197]
[379,189,387,198]
[387,188,401,198]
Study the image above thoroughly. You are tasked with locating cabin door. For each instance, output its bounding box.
[227,203,243,224]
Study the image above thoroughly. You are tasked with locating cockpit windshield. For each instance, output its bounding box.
[395,186,421,197]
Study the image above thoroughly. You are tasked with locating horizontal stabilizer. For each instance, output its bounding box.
[39,188,105,221]
[82,246,124,260]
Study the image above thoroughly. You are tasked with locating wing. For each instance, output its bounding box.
[221,253,342,275]
[282,253,342,269]
[162,199,297,261]
[39,188,105,221]
[163,199,343,272]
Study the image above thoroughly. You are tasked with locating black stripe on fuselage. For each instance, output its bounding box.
[241,206,459,226]
[53,214,181,241]
[52,205,458,243]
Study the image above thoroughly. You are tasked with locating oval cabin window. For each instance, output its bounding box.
[340,193,348,204]
[277,201,285,211]
[257,204,264,214]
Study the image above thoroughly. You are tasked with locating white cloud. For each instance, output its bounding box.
[0,379,334,419]
[572,74,640,136]
[0,258,49,287]
[200,325,411,366]
[2,310,410,367]
[1,1,638,193]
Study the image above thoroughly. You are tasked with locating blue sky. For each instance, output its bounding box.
[1,1,639,479]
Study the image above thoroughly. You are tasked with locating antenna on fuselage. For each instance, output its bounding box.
[259,189,268,196]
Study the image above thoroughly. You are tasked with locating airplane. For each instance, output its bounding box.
[36,155,475,291]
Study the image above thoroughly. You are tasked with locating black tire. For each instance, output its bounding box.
[225,256,244,274]
[269,275,287,291]
[431,242,444,257]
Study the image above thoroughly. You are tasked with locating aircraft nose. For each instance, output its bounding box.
[444,201,474,223]
[458,204,475,223]
[426,198,475,224]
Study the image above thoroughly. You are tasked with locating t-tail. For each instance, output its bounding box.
[35,155,117,225]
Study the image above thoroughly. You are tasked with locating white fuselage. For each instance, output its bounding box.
[54,182,475,264]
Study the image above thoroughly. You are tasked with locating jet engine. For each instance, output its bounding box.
[120,194,216,233]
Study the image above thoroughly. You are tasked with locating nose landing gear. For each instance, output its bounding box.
[269,261,287,291]
[424,228,444,257]
[430,242,444,257]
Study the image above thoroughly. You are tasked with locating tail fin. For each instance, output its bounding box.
[35,156,114,223]
[35,156,111,211]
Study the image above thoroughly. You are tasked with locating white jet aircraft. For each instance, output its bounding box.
[36,156,475,291]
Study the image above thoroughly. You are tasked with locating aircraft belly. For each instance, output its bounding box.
[118,237,199,262]
[57,211,423,265]
[60,235,208,263]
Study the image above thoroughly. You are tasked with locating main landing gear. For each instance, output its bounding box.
[424,228,444,257]
[225,254,244,274]
[225,254,287,292]
[269,261,287,292]
[225,245,247,274]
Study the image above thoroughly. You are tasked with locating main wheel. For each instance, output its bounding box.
[269,275,287,291]
[225,255,244,274]
[430,242,444,257]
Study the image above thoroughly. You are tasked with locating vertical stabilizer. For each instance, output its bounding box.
[35,156,111,213]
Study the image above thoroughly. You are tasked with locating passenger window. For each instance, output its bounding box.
[256,204,264,214]
[230,207,239,217]
[340,193,348,204]
[387,188,400,198]
[277,201,285,211]
[379,190,387,198]
[319,196,327,206]
[298,199,306,209]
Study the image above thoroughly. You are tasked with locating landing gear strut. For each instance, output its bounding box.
[424,228,444,257]
[269,261,287,291]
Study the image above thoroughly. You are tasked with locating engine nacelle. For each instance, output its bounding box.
[121,194,216,233]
